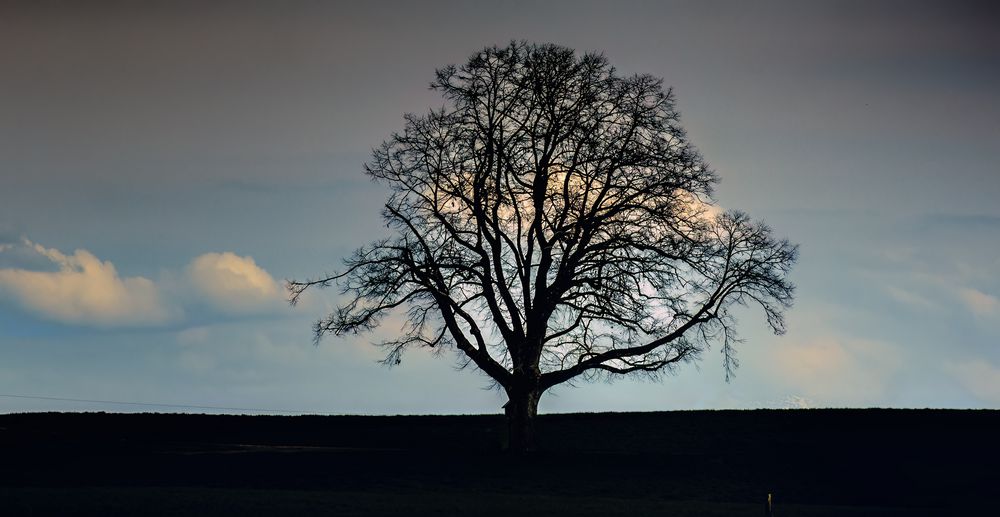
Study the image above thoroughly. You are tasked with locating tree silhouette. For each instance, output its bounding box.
[290,42,797,451]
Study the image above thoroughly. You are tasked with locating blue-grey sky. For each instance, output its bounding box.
[2,0,998,414]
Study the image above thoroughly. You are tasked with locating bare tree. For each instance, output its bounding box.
[290,42,797,451]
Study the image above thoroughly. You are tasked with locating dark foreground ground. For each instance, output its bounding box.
[0,409,996,515]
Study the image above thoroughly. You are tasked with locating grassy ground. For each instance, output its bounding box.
[0,410,995,515]
[0,487,939,516]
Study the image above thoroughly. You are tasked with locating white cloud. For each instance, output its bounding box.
[781,395,814,409]
[957,287,998,316]
[763,335,902,406]
[884,285,937,311]
[0,240,173,326]
[0,240,287,327]
[743,394,816,410]
[946,360,1000,406]
[871,242,999,321]
[186,252,284,314]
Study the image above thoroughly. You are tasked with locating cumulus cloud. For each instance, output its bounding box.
[186,252,284,314]
[0,240,286,327]
[0,240,173,326]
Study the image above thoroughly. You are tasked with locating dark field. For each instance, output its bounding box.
[1,409,996,515]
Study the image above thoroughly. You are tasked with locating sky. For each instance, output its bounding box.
[1,0,998,414]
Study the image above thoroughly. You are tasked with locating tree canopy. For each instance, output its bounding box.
[290,42,797,450]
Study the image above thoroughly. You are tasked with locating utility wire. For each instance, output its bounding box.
[0,393,308,414]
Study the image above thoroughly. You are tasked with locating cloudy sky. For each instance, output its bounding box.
[2,0,998,414]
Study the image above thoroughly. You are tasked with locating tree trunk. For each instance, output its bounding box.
[504,389,540,452]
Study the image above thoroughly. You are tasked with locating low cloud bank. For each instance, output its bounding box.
[0,239,286,327]
[0,240,172,326]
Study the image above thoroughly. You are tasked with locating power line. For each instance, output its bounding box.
[0,393,308,414]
